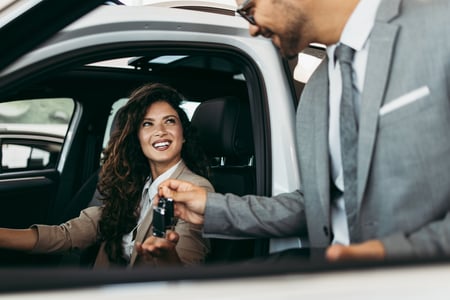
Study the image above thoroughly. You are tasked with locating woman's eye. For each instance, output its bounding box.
[142,121,153,127]
[166,118,176,124]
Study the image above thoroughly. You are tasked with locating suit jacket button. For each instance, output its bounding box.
[323,226,329,236]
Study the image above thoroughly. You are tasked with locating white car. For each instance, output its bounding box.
[0,0,315,252]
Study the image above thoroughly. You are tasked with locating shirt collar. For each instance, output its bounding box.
[341,0,381,51]
[152,159,182,188]
[142,159,183,201]
[327,0,382,62]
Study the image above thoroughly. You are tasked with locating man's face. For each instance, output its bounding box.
[236,0,311,59]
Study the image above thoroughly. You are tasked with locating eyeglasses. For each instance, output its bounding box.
[236,0,256,25]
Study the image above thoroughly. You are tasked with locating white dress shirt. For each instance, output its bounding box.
[122,160,182,260]
[327,0,381,245]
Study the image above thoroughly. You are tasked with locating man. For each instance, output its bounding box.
[154,0,450,262]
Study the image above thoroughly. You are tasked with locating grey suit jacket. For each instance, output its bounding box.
[32,161,214,268]
[204,0,450,259]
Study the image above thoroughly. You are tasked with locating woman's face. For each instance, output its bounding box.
[138,101,184,177]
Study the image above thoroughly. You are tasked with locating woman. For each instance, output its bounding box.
[0,82,213,268]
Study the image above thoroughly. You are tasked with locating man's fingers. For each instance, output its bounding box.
[159,185,184,204]
[159,185,173,198]
[161,186,206,211]
[154,184,181,207]
[157,178,207,224]
[159,179,192,194]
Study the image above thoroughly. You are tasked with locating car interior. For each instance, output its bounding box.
[0,45,287,267]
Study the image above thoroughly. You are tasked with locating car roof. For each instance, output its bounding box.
[144,0,236,12]
[0,5,251,75]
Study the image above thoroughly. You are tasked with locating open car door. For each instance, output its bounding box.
[0,0,104,71]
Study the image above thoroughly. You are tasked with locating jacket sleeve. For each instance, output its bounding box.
[381,211,450,260]
[30,206,102,254]
[203,190,308,239]
[174,220,210,265]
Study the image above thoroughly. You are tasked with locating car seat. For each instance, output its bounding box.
[191,95,257,263]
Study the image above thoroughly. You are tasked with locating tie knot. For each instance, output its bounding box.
[335,44,355,65]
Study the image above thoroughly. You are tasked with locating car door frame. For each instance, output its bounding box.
[0,0,104,71]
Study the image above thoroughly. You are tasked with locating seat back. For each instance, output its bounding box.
[191,96,256,263]
[191,96,255,195]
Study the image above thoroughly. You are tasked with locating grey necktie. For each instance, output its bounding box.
[335,44,358,239]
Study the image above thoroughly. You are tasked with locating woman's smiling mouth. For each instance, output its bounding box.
[153,140,171,150]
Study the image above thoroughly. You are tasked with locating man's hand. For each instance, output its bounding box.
[326,240,386,262]
[158,179,207,225]
[135,231,181,265]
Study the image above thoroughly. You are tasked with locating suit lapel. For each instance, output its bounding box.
[129,205,154,266]
[312,59,331,213]
[357,0,401,207]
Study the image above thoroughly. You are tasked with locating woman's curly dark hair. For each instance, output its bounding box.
[97,82,209,264]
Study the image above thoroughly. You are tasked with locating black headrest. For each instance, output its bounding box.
[191,96,254,158]
[109,105,122,138]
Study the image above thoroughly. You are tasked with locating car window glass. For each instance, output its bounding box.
[2,144,48,169]
[0,98,74,172]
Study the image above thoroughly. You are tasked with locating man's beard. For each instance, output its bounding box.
[277,35,302,59]
[279,10,306,59]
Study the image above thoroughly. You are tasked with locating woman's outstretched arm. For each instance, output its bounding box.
[0,228,38,251]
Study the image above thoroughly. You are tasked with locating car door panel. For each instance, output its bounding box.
[0,169,63,267]
[0,170,59,228]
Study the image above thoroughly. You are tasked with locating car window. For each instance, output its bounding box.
[0,98,74,172]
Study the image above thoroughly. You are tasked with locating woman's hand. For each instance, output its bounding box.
[135,231,181,265]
